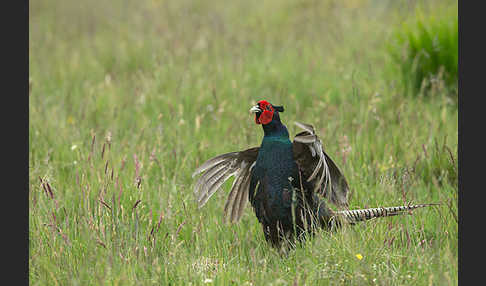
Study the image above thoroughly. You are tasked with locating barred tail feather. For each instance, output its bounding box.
[334,203,439,223]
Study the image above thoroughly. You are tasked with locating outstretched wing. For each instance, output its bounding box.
[192,147,259,222]
[292,122,349,207]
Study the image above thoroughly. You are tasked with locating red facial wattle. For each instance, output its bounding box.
[255,100,274,125]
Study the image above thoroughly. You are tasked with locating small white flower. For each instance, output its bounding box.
[203,278,213,284]
[71,144,78,151]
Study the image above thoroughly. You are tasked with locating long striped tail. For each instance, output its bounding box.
[332,203,439,224]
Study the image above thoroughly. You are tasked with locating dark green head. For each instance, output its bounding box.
[250,100,288,137]
[249,100,284,125]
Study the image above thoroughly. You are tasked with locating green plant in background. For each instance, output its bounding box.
[389,4,458,98]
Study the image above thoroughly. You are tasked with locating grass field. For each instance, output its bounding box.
[29,0,458,285]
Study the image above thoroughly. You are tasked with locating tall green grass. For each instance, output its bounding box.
[29,0,457,285]
[388,3,458,97]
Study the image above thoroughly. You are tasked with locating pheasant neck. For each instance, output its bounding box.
[261,114,289,139]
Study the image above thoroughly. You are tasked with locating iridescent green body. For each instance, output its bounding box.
[248,113,332,245]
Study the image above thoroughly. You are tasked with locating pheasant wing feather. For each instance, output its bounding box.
[293,122,349,207]
[192,147,259,222]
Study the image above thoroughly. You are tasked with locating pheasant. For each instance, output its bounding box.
[192,100,437,247]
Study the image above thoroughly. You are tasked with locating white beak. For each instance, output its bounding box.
[249,105,262,113]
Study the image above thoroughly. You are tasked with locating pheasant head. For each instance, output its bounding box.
[249,100,285,125]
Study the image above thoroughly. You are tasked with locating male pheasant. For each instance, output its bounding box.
[192,100,436,247]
